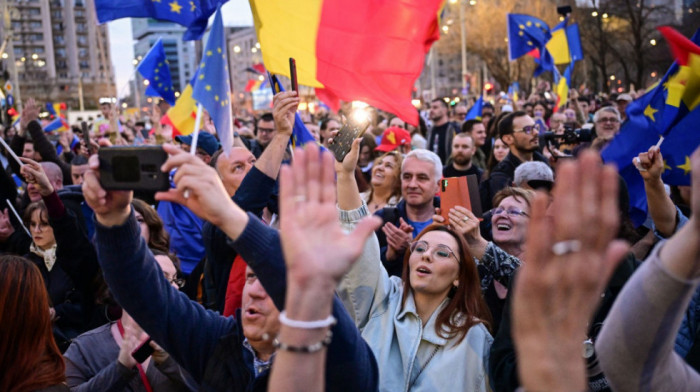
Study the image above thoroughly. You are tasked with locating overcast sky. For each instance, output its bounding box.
[107,0,254,97]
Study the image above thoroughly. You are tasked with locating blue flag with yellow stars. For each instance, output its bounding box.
[137,39,176,105]
[507,14,551,61]
[191,6,232,156]
[601,29,700,226]
[94,0,227,41]
[465,95,484,121]
[268,72,321,149]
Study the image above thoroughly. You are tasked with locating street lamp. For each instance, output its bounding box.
[442,25,449,33]
[143,79,150,86]
[591,11,598,17]
[602,13,608,19]
[650,39,657,46]
[233,45,241,53]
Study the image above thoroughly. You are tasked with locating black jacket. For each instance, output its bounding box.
[480,151,549,211]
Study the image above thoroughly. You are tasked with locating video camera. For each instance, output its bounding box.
[542,125,594,157]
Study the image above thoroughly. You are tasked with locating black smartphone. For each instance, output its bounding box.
[81,121,90,153]
[327,119,371,162]
[289,57,298,92]
[131,337,154,363]
[98,146,169,192]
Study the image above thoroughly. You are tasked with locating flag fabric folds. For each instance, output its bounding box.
[268,73,318,149]
[137,39,176,106]
[554,64,574,112]
[44,118,69,132]
[601,28,700,226]
[161,84,201,137]
[507,14,551,61]
[250,0,443,126]
[94,0,228,40]
[465,96,484,121]
[546,19,570,65]
[191,6,232,156]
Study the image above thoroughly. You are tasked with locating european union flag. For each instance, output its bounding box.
[137,39,176,106]
[465,95,484,121]
[601,29,700,226]
[268,72,319,148]
[507,14,551,61]
[192,6,232,155]
[94,0,227,41]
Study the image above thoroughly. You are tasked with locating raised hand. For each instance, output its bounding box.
[279,142,381,288]
[155,144,244,230]
[82,154,133,226]
[512,150,630,392]
[272,91,299,137]
[20,158,54,197]
[634,146,664,182]
[19,98,40,133]
[334,137,362,175]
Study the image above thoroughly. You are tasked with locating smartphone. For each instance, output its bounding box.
[439,175,483,221]
[327,120,371,162]
[131,337,154,363]
[289,57,298,92]
[98,146,169,192]
[81,121,90,153]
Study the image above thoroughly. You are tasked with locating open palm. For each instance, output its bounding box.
[279,143,380,285]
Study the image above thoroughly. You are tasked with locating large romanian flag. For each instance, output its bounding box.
[250,0,443,126]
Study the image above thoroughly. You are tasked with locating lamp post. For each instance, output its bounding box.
[459,0,467,96]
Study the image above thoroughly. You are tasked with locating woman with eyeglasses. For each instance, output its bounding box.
[336,139,493,391]
[63,251,198,392]
[435,187,534,331]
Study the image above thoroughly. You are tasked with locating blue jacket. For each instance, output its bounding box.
[94,209,378,391]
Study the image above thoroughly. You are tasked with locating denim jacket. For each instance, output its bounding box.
[338,203,493,392]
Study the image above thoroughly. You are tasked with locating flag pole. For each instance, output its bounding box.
[190,104,203,156]
[6,199,30,237]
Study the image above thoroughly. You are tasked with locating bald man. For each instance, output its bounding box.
[27,161,64,202]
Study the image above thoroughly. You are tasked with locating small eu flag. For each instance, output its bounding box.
[137,39,176,106]
[192,6,232,155]
[602,28,700,226]
[94,0,228,41]
[507,14,551,61]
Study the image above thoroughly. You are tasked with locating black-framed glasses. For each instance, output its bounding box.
[491,207,529,217]
[169,277,186,289]
[410,240,459,262]
[596,117,619,124]
[512,124,541,135]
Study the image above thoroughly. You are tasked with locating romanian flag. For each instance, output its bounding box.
[44,117,70,132]
[161,84,201,137]
[250,0,443,126]
[46,102,67,119]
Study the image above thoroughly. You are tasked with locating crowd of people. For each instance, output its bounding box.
[1,80,699,392]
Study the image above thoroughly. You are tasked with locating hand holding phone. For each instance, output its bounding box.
[131,337,155,364]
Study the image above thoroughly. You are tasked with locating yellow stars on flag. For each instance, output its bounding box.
[190,1,196,11]
[526,21,532,27]
[663,160,672,172]
[527,41,533,46]
[214,95,219,102]
[152,0,161,3]
[205,85,211,91]
[154,76,159,81]
[518,31,524,37]
[206,50,212,56]
[169,0,182,14]
[217,47,222,54]
[199,73,205,80]
[644,105,658,121]
[519,24,524,29]
[678,156,693,175]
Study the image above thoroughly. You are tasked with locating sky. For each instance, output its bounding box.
[107,0,254,97]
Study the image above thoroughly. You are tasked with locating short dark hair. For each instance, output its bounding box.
[461,119,483,134]
[498,111,528,139]
[254,113,274,135]
[70,155,88,166]
[431,98,449,109]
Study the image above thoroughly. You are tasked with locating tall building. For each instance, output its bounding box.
[226,26,262,104]
[2,0,115,109]
[132,19,197,106]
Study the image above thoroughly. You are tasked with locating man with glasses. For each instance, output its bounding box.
[593,107,622,139]
[480,111,549,210]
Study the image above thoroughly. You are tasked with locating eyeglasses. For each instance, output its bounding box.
[512,124,541,135]
[596,117,619,124]
[410,240,459,262]
[258,127,276,134]
[169,277,186,289]
[491,207,529,217]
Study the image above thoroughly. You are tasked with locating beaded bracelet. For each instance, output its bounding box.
[279,310,337,329]
[273,330,333,353]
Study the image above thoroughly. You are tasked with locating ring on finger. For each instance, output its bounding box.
[183,189,191,199]
[462,216,469,222]
[551,240,582,256]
